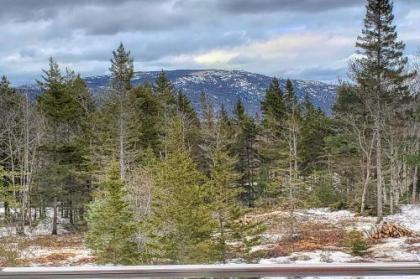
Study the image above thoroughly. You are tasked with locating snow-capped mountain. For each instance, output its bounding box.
[21,69,337,115]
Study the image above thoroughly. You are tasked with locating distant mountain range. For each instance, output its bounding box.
[19,69,337,115]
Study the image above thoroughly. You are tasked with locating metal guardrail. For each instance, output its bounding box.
[1,263,420,278]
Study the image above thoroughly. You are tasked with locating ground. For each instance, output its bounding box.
[253,205,420,264]
[1,205,420,268]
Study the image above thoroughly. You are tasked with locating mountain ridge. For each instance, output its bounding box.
[19,69,337,115]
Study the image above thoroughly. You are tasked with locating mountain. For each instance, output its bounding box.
[20,69,337,115]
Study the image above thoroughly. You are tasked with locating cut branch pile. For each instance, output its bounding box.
[370,222,415,239]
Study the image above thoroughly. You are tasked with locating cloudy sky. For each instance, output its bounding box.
[1,0,419,85]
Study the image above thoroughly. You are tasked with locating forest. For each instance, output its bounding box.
[0,0,419,265]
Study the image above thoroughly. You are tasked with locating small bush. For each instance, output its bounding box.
[0,241,19,266]
[345,230,369,255]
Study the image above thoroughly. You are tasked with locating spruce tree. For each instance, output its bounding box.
[207,142,264,263]
[261,78,286,135]
[110,43,134,181]
[299,94,331,175]
[146,117,215,263]
[127,84,162,160]
[37,58,91,233]
[259,79,288,205]
[233,99,260,207]
[86,163,139,264]
[354,0,413,221]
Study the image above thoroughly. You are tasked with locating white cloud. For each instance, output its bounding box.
[194,50,239,65]
[190,32,355,80]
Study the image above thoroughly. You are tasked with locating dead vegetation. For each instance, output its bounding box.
[0,233,94,267]
[266,222,346,257]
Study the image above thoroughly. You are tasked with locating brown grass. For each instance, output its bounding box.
[31,253,76,265]
[1,233,94,267]
[17,233,86,250]
[267,222,347,257]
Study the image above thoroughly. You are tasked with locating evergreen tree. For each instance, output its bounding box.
[147,149,215,263]
[86,163,139,264]
[37,59,92,233]
[233,99,260,207]
[259,78,288,205]
[154,71,177,158]
[261,78,286,135]
[299,94,332,175]
[207,140,264,263]
[127,84,162,160]
[110,43,134,91]
[110,43,134,180]
[176,91,200,128]
[353,0,413,221]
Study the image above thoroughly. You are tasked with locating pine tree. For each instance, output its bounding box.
[86,163,139,264]
[176,91,200,128]
[145,116,215,263]
[353,0,413,221]
[259,78,288,205]
[233,99,260,207]
[261,78,286,135]
[299,94,331,175]
[207,141,264,263]
[127,84,162,160]
[110,43,134,181]
[37,59,92,234]
[110,43,134,91]
[154,71,177,158]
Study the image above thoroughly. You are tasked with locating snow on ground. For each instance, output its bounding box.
[0,208,68,238]
[1,205,420,268]
[255,205,420,266]
[384,205,420,232]
[19,245,94,266]
[260,250,357,264]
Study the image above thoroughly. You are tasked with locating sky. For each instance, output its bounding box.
[1,0,419,85]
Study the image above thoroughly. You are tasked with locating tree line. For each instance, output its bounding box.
[0,0,419,264]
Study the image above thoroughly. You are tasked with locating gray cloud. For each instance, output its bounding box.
[214,0,365,14]
[0,0,419,85]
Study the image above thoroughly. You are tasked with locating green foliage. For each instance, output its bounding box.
[345,230,369,255]
[127,84,162,158]
[306,171,338,208]
[36,59,94,230]
[261,78,286,135]
[146,149,215,264]
[110,42,134,91]
[0,240,19,266]
[86,163,139,264]
[233,101,260,207]
[299,95,332,174]
[206,144,265,263]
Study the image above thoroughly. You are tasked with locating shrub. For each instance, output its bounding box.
[0,241,19,266]
[345,230,369,255]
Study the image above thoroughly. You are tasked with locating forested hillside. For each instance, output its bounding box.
[19,69,337,116]
[0,0,419,266]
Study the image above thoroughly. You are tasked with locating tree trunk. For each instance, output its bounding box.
[119,90,126,181]
[413,166,418,204]
[361,161,371,214]
[52,196,58,235]
[376,127,383,223]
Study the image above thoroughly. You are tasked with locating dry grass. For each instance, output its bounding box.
[0,233,94,267]
[31,253,76,265]
[18,234,86,250]
[405,237,420,252]
[267,222,347,257]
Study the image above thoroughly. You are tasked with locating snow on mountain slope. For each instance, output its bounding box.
[19,69,337,115]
